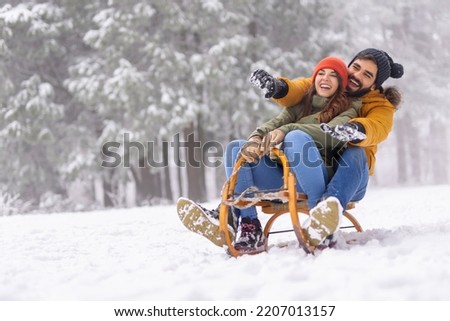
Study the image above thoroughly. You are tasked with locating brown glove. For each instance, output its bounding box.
[240,136,262,163]
[260,129,286,155]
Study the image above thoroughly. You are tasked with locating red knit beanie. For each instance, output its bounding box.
[311,56,348,89]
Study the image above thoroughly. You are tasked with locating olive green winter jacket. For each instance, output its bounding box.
[249,95,362,175]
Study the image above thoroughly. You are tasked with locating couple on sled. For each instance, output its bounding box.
[177,48,404,255]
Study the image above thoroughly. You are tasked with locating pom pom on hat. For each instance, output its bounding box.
[390,63,404,79]
[311,56,348,89]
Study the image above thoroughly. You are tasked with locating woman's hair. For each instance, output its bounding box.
[299,74,352,123]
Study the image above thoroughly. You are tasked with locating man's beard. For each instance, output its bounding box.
[346,87,371,98]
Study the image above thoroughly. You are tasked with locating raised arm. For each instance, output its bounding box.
[272,77,313,107]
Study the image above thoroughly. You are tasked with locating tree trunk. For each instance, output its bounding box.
[431,120,449,184]
[163,165,172,201]
[184,122,206,202]
[168,136,181,201]
[102,170,115,207]
[130,164,162,204]
[395,117,409,184]
[408,116,421,183]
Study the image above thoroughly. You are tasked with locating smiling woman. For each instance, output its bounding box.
[314,69,340,97]
[306,56,351,123]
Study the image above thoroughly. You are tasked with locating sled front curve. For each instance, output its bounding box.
[219,148,363,257]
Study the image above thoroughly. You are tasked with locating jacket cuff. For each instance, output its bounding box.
[272,79,288,99]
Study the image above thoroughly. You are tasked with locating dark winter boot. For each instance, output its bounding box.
[234,217,265,254]
[315,233,338,250]
[177,197,238,247]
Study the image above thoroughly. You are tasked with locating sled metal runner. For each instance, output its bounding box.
[219,148,363,257]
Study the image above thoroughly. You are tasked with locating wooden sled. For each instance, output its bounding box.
[219,148,363,257]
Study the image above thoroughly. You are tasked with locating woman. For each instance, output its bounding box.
[228,56,362,252]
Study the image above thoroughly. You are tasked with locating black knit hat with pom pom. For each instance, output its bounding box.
[349,48,404,89]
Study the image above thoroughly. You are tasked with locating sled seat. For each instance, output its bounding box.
[219,148,363,257]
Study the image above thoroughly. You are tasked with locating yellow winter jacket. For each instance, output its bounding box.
[273,77,396,175]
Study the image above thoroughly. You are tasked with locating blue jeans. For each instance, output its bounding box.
[224,130,328,219]
[324,146,369,207]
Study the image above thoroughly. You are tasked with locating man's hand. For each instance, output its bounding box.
[260,129,286,155]
[320,123,367,142]
[249,69,287,99]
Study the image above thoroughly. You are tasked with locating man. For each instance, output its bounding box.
[177,48,404,251]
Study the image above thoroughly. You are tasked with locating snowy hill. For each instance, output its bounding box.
[1,184,450,301]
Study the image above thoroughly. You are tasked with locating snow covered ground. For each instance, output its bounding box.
[1,184,450,301]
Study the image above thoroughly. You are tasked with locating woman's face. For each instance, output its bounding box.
[314,68,340,98]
